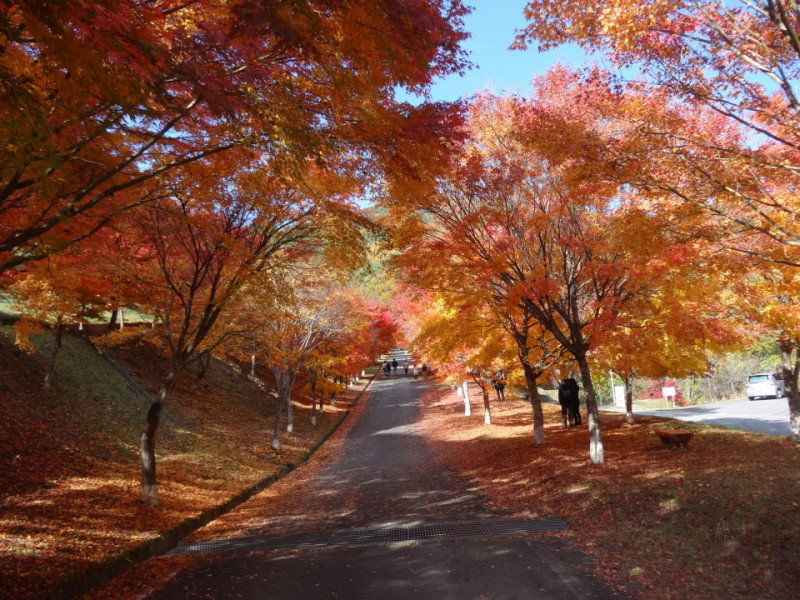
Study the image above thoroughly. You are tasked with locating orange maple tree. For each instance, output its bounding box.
[0,0,469,274]
[395,86,662,463]
[515,8,800,438]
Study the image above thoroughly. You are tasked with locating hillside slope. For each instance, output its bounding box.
[0,325,353,600]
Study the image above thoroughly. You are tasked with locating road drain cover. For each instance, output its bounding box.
[170,517,569,556]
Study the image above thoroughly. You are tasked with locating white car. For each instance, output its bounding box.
[746,372,785,401]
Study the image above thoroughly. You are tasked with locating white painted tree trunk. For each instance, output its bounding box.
[625,377,635,424]
[141,481,158,507]
[462,380,471,416]
[779,339,800,443]
[526,379,545,445]
[578,358,604,464]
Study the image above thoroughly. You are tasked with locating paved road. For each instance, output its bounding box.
[603,396,791,436]
[147,375,625,599]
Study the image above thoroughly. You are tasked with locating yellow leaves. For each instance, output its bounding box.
[8,263,85,331]
[13,318,39,354]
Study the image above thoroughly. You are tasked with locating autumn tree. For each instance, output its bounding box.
[593,241,753,423]
[395,159,564,441]
[516,1,800,255]
[736,262,800,440]
[8,250,112,390]
[301,294,397,427]
[0,0,469,275]
[410,291,516,426]
[516,4,800,441]
[243,274,369,449]
[106,160,336,505]
[394,89,658,462]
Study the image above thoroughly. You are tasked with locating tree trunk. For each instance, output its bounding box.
[140,369,177,506]
[779,337,800,442]
[272,390,283,450]
[272,368,296,446]
[43,317,64,392]
[521,361,545,444]
[528,384,545,444]
[310,370,318,426]
[577,355,604,464]
[195,350,212,381]
[286,371,296,433]
[461,380,471,416]
[107,308,118,330]
[624,374,635,424]
[482,384,491,425]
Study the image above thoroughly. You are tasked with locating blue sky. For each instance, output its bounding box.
[412,0,603,102]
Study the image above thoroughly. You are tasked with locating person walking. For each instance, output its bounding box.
[493,370,507,402]
[392,358,398,374]
[568,378,582,426]
[412,364,419,379]
[558,378,580,427]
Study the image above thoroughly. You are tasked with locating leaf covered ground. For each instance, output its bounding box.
[4,352,798,600]
[415,385,800,599]
[83,391,374,600]
[89,378,800,600]
[0,326,353,600]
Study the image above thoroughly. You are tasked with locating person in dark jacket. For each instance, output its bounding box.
[492,370,507,402]
[558,377,581,427]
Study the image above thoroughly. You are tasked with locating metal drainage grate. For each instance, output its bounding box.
[170,517,569,557]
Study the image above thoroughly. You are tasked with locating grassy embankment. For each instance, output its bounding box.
[0,325,361,600]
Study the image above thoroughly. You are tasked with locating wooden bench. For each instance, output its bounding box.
[655,429,694,449]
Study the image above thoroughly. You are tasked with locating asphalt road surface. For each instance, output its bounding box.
[604,396,791,436]
[147,376,626,599]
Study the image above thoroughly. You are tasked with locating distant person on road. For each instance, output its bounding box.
[412,364,419,379]
[403,364,409,376]
[392,358,398,374]
[384,362,391,376]
[421,363,428,378]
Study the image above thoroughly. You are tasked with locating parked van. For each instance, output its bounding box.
[746,372,785,401]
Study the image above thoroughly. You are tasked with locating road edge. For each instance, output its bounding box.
[46,371,377,600]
